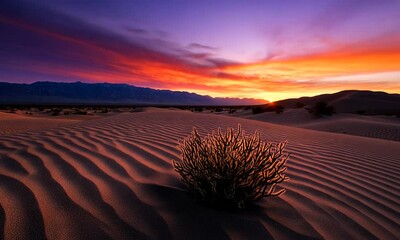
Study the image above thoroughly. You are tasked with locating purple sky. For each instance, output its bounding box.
[1,0,399,100]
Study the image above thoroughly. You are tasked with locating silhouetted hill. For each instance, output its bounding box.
[0,82,266,105]
[276,90,400,115]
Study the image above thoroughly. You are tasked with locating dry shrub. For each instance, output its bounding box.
[310,101,335,118]
[173,125,289,209]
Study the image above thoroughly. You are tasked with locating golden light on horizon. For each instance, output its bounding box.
[1,1,399,101]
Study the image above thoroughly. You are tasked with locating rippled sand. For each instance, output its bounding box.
[0,108,399,239]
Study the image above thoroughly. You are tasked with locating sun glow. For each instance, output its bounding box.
[1,1,400,100]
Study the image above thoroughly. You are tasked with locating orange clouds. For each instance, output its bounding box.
[116,35,400,101]
[227,38,400,75]
[2,9,400,102]
[216,38,400,101]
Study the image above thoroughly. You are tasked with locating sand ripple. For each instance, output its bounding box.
[0,110,399,239]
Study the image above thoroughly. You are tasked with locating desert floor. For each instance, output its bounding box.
[0,108,399,239]
[225,108,400,142]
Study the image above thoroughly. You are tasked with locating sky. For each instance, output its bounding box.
[0,0,399,101]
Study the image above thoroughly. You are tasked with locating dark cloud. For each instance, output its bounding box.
[205,58,242,68]
[188,43,217,51]
[183,53,213,60]
[0,0,242,85]
[125,27,149,35]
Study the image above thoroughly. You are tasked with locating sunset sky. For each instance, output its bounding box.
[1,0,399,101]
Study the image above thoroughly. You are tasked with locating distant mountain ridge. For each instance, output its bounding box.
[0,81,266,105]
[276,90,400,115]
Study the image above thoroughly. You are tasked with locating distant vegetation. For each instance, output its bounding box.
[295,102,305,108]
[251,104,284,114]
[307,101,335,118]
[356,110,366,115]
[173,125,289,209]
[178,106,249,114]
[0,105,140,116]
[51,108,62,116]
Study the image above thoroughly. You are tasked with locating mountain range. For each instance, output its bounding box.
[0,82,266,105]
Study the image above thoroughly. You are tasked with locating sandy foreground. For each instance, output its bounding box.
[0,111,107,135]
[0,108,399,239]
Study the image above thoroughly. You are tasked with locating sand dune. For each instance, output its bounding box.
[244,109,400,141]
[276,90,400,115]
[0,112,90,136]
[0,109,399,239]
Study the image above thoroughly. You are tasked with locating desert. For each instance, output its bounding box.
[1,0,400,239]
[0,107,399,239]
